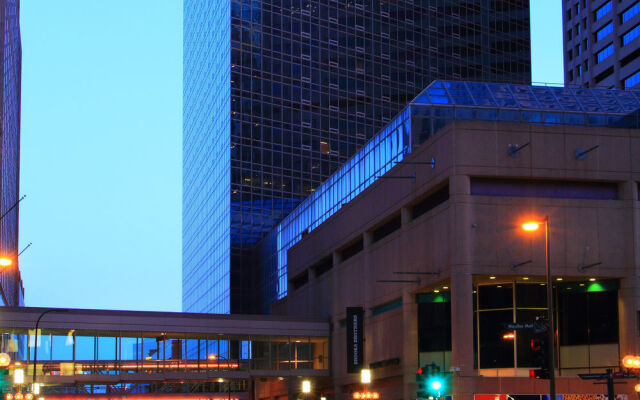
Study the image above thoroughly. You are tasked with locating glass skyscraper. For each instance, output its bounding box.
[183,0,532,314]
[0,0,23,307]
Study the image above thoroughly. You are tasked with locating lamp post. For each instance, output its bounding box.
[522,217,555,400]
[31,310,69,392]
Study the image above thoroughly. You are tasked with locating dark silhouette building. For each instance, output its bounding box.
[0,0,23,307]
[183,0,532,314]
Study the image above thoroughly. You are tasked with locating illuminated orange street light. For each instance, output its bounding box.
[635,383,640,392]
[502,332,515,340]
[522,222,540,231]
[522,216,555,400]
[0,257,12,267]
[623,355,640,369]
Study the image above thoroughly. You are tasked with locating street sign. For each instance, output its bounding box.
[578,373,608,380]
[579,372,637,380]
[502,322,534,330]
[578,369,635,400]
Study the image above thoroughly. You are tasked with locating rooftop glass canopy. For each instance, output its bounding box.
[417,80,640,114]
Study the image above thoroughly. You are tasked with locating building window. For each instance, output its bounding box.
[622,1,640,24]
[475,281,619,372]
[557,280,620,371]
[595,1,613,21]
[597,43,614,63]
[418,292,452,370]
[470,178,619,200]
[596,22,613,42]
[623,24,640,45]
[475,283,547,369]
[372,298,402,316]
[624,69,640,88]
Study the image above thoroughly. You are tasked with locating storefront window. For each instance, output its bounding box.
[417,292,451,370]
[475,281,619,373]
[476,283,547,370]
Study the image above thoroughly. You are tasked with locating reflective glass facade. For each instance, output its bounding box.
[0,0,22,307]
[183,0,532,314]
[260,80,640,309]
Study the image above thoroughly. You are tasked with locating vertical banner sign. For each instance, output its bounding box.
[346,306,364,373]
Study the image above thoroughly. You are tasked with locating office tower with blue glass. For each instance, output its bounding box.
[0,0,23,307]
[183,0,532,314]
[563,0,640,88]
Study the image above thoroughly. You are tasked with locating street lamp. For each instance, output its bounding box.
[0,353,10,367]
[522,216,556,400]
[302,380,311,399]
[360,369,371,384]
[32,309,69,393]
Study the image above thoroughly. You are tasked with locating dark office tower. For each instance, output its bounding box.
[0,0,23,307]
[183,0,532,314]
[563,0,640,88]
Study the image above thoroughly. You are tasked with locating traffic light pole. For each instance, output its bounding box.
[544,217,556,400]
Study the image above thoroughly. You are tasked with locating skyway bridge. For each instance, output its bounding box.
[0,307,330,400]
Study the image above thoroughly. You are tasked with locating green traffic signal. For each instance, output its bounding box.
[427,375,445,395]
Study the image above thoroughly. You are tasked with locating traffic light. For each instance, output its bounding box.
[416,363,449,399]
[530,331,549,379]
[426,374,447,397]
[416,365,428,398]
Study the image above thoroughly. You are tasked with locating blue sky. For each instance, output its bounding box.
[18,1,563,311]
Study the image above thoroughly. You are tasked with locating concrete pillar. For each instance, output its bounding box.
[620,180,640,357]
[451,269,475,400]
[402,289,419,400]
[450,174,475,400]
